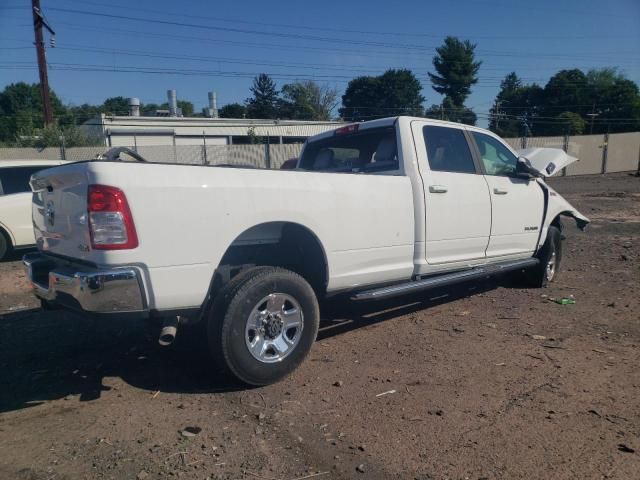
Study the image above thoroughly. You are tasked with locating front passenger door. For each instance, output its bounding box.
[470,131,544,258]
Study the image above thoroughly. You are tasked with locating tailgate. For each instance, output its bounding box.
[30,162,93,261]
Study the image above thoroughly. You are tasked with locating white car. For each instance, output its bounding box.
[23,117,589,385]
[0,160,68,260]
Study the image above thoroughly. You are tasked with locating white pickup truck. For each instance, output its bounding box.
[24,117,589,385]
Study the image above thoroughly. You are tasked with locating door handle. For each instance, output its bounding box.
[493,188,508,195]
[429,185,448,194]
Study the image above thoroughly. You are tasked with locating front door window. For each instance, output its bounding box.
[472,132,518,176]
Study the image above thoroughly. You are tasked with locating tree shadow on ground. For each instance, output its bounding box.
[0,277,506,413]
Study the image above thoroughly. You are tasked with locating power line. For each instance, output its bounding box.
[49,45,414,75]
[41,44,624,83]
[45,6,640,61]
[24,21,640,72]
[55,0,640,41]
[45,7,441,52]
[43,43,640,85]
[2,61,635,96]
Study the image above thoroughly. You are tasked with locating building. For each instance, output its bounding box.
[84,115,344,148]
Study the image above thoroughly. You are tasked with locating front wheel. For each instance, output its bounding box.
[208,267,320,386]
[522,225,562,288]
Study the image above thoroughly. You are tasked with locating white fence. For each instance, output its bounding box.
[1,131,639,175]
[504,132,640,175]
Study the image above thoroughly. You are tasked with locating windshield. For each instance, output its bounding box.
[299,127,398,173]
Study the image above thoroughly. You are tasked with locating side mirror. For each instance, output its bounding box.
[515,157,541,179]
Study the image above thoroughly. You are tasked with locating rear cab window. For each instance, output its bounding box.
[0,166,46,196]
[299,127,399,174]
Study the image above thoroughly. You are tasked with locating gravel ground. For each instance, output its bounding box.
[0,172,638,480]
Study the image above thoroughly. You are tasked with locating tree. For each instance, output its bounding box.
[498,72,522,97]
[246,73,279,119]
[424,97,477,126]
[584,68,640,133]
[338,76,379,121]
[340,69,424,121]
[428,36,481,107]
[557,112,585,134]
[101,96,131,115]
[66,103,101,124]
[14,124,102,148]
[536,68,640,134]
[141,103,160,116]
[539,69,589,124]
[488,68,640,136]
[489,73,544,137]
[279,81,338,120]
[176,100,195,117]
[219,103,247,118]
[0,82,66,143]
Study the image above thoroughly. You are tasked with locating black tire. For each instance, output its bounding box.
[208,266,320,386]
[0,229,12,261]
[40,298,63,311]
[522,225,562,288]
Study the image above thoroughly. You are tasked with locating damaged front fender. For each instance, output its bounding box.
[538,179,590,235]
[560,208,590,231]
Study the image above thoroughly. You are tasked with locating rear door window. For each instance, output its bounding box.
[299,127,398,173]
[423,126,476,174]
[0,166,46,195]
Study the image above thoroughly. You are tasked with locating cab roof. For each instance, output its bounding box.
[305,116,491,143]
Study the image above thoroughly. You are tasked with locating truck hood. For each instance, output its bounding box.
[518,147,577,177]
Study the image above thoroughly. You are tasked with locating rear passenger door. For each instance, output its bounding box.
[469,131,544,257]
[0,166,50,246]
[412,122,492,264]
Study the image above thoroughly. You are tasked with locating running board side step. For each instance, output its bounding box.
[351,258,539,301]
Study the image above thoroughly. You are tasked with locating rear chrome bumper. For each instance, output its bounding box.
[23,252,147,314]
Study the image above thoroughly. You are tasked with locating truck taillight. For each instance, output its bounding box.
[334,124,359,135]
[88,185,138,250]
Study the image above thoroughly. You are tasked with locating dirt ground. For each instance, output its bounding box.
[0,173,638,480]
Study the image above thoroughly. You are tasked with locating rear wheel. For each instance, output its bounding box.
[0,229,12,261]
[522,225,562,288]
[208,267,320,386]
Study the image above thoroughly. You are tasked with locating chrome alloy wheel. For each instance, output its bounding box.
[546,250,557,281]
[245,293,304,363]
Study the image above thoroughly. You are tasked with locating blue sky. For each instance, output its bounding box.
[1,0,639,126]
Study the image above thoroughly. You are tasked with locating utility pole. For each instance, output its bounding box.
[494,100,502,132]
[587,103,599,135]
[32,0,55,126]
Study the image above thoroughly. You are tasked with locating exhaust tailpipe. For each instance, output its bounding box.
[158,316,179,346]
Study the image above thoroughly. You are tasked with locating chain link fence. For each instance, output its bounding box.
[0,144,305,169]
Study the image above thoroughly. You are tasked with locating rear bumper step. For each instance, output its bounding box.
[351,258,539,301]
[23,252,147,314]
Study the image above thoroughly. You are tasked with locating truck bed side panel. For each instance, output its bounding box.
[34,162,415,309]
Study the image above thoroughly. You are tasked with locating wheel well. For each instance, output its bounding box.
[550,215,563,230]
[0,225,13,247]
[214,222,328,298]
